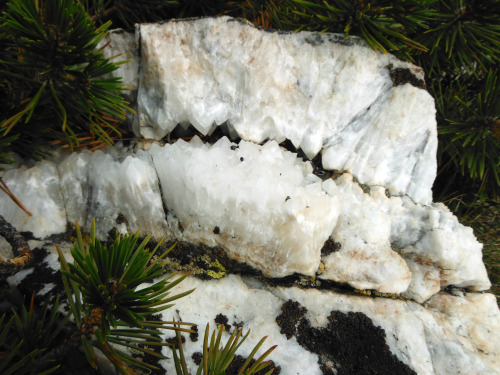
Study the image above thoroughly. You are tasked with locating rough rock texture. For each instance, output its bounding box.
[156,274,499,375]
[57,148,168,239]
[0,139,490,297]
[0,161,66,238]
[149,136,339,278]
[0,16,497,375]
[99,17,437,204]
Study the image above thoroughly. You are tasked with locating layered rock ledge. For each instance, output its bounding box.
[0,16,498,375]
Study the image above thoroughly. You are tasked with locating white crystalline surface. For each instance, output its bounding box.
[149,136,339,278]
[57,149,168,239]
[319,173,490,299]
[160,274,500,375]
[277,283,500,375]
[98,29,139,93]
[0,160,66,238]
[321,175,411,294]
[380,196,491,293]
[159,275,323,375]
[137,17,437,204]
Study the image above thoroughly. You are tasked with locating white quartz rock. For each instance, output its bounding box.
[57,149,168,239]
[136,17,437,204]
[321,175,411,293]
[277,285,500,375]
[98,29,139,93]
[378,194,491,292]
[321,84,437,205]
[159,275,322,375]
[159,274,500,375]
[149,136,339,277]
[0,160,66,238]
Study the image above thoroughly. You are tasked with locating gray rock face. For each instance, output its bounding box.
[0,16,497,375]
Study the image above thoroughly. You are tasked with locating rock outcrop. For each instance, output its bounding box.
[0,17,497,375]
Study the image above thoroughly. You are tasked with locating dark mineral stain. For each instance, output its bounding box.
[276,300,307,339]
[276,300,416,375]
[190,324,199,342]
[321,237,342,256]
[115,213,128,225]
[389,67,426,90]
[233,320,244,331]
[215,313,231,331]
[213,226,220,234]
[165,334,185,347]
[192,351,203,365]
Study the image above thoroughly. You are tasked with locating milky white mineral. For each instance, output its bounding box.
[136,16,437,204]
[321,174,412,294]
[57,149,168,239]
[159,274,500,375]
[0,161,66,238]
[149,136,339,278]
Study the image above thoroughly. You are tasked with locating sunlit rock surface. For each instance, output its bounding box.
[321,175,412,293]
[149,136,339,278]
[134,17,437,205]
[0,136,491,296]
[0,16,497,374]
[160,275,500,375]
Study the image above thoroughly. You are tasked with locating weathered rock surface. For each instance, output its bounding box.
[101,17,437,204]
[0,16,497,375]
[7,241,499,375]
[0,139,490,298]
[149,137,338,278]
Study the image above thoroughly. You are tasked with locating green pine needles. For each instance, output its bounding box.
[172,322,277,375]
[52,219,277,374]
[0,295,68,375]
[0,0,131,162]
[57,219,195,373]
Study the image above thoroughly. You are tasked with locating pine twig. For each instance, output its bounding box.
[0,177,32,216]
[0,214,33,276]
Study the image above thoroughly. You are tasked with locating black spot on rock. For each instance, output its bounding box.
[276,299,307,339]
[215,313,231,331]
[192,351,203,365]
[16,248,65,306]
[240,157,244,162]
[115,213,128,225]
[213,226,220,235]
[190,325,199,342]
[165,334,185,347]
[276,300,416,375]
[321,237,342,256]
[389,67,426,90]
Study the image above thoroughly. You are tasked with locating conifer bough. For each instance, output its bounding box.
[0,0,131,158]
